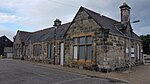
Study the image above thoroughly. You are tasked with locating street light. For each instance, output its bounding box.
[128,20,140,70]
[131,20,140,23]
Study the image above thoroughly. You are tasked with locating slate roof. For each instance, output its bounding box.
[17,22,70,43]
[17,6,140,43]
[81,7,140,40]
[82,7,122,35]
[46,22,70,41]
[17,31,32,43]
[131,32,141,40]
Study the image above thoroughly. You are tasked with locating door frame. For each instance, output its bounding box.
[60,43,64,65]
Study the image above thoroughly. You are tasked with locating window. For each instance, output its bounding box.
[87,46,92,60]
[79,46,85,60]
[48,44,51,58]
[73,36,94,61]
[33,44,41,56]
[73,38,78,44]
[51,44,54,59]
[79,37,85,44]
[47,43,54,59]
[14,44,22,57]
[73,46,78,59]
[87,37,92,44]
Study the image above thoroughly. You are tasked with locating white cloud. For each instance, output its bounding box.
[0,0,130,28]
[0,26,16,41]
[0,0,149,39]
[0,0,76,28]
[0,13,27,23]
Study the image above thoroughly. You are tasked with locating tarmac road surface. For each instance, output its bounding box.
[0,59,127,84]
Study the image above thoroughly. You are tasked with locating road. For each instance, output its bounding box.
[0,59,127,84]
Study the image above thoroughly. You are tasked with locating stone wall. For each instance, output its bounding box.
[13,40,23,59]
[64,9,142,71]
[65,9,126,70]
[21,40,62,65]
[65,10,101,67]
[95,34,126,70]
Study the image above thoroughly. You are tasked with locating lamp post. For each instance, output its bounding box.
[131,20,140,23]
[128,20,140,68]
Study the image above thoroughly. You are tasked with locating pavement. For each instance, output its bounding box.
[13,59,150,84]
[0,59,128,84]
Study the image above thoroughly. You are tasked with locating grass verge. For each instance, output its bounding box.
[0,55,4,59]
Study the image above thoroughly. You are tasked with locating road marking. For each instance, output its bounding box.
[51,77,90,84]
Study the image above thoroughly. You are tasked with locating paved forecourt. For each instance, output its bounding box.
[0,59,127,84]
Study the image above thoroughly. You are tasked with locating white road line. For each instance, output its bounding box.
[51,77,90,84]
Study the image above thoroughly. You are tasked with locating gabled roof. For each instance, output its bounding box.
[26,28,53,43]
[45,22,70,41]
[0,35,13,43]
[81,7,140,39]
[17,22,70,43]
[17,6,140,43]
[17,31,32,43]
[81,7,123,35]
[131,32,141,40]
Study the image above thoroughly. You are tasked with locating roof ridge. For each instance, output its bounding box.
[81,6,100,15]
[80,6,104,28]
[80,7,125,36]
[31,22,71,34]
[81,6,119,24]
[18,30,31,33]
[32,27,52,34]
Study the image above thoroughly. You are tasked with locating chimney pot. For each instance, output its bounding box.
[54,19,61,27]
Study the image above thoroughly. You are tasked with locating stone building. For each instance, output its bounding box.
[13,21,70,64]
[13,3,143,72]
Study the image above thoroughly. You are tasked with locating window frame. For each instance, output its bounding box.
[73,36,94,62]
[33,44,41,56]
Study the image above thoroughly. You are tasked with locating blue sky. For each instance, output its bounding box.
[0,0,150,41]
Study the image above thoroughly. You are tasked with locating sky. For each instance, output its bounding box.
[0,0,149,41]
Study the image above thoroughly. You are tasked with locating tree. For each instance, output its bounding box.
[140,34,150,54]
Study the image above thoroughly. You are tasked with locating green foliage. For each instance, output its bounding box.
[140,34,150,54]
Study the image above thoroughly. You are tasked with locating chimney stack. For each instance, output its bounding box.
[54,19,61,27]
[120,2,131,26]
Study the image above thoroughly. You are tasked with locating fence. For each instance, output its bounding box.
[144,54,150,65]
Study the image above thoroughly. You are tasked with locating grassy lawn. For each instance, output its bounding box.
[0,55,4,59]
